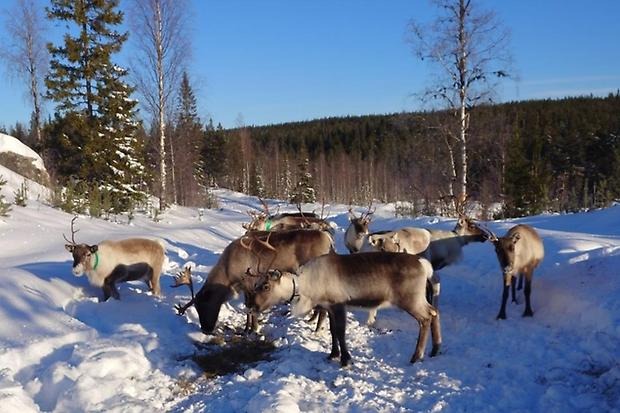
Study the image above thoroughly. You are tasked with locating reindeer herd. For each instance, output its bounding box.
[63,200,544,367]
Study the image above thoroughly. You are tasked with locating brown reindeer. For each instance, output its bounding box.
[175,229,334,333]
[63,217,166,301]
[248,252,442,367]
[486,224,544,319]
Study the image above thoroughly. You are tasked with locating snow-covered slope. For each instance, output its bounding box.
[0,133,46,171]
[0,185,618,412]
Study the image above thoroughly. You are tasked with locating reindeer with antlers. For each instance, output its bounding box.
[64,216,167,301]
[243,198,333,233]
[174,228,334,333]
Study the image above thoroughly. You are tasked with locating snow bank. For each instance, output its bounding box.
[0,133,46,171]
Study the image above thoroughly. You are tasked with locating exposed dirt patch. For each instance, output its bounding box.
[192,336,276,379]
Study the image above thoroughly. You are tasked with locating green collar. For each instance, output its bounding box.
[92,252,100,270]
[265,219,272,231]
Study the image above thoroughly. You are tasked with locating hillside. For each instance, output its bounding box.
[0,169,618,411]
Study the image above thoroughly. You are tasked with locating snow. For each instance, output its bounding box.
[0,133,46,171]
[0,174,619,412]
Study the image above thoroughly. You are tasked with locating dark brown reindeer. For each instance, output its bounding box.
[174,229,334,333]
[63,217,166,301]
[248,252,442,367]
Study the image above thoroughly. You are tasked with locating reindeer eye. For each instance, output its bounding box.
[262,284,271,292]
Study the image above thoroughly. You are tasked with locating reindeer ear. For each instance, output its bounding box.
[391,233,399,242]
[268,269,282,280]
[89,245,98,253]
[512,233,521,244]
[65,244,74,252]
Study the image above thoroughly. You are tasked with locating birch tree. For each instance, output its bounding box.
[0,0,48,146]
[408,0,511,208]
[129,0,190,209]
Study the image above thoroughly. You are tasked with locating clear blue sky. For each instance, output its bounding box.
[1,0,619,130]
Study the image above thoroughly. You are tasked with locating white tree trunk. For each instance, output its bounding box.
[155,0,167,209]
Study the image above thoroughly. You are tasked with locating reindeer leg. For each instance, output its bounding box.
[411,318,431,363]
[102,276,121,301]
[314,309,327,332]
[102,265,131,301]
[517,274,524,290]
[522,271,534,317]
[327,309,340,360]
[331,304,351,367]
[497,274,511,320]
[429,309,442,357]
[511,276,519,304]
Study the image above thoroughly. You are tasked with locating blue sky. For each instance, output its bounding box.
[1,0,619,129]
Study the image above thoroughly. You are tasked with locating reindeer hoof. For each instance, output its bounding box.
[328,351,340,360]
[410,353,424,364]
[340,354,352,367]
[430,344,441,357]
[496,313,506,320]
[522,309,534,317]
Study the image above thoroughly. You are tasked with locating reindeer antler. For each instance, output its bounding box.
[172,267,196,316]
[258,197,271,217]
[63,216,79,245]
[455,192,468,216]
[361,202,376,220]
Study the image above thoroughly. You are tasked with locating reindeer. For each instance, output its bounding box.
[174,229,334,333]
[344,204,375,253]
[484,225,544,319]
[243,198,331,233]
[63,217,166,301]
[248,252,442,367]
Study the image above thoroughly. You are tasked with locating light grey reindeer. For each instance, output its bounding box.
[64,217,166,301]
[248,252,442,367]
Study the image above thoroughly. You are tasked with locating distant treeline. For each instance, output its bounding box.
[4,94,620,218]
[198,94,620,217]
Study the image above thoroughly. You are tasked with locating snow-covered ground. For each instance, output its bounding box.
[0,177,619,412]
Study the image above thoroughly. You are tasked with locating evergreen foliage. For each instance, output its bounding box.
[195,120,227,191]
[171,72,203,205]
[290,157,316,204]
[44,0,147,213]
[0,176,12,216]
[13,180,28,207]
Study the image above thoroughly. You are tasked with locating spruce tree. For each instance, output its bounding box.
[196,120,227,190]
[290,157,316,204]
[173,72,203,205]
[0,176,11,217]
[45,0,145,212]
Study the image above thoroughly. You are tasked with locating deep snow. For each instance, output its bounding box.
[0,176,619,412]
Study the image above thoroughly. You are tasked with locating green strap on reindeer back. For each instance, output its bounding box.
[265,220,272,231]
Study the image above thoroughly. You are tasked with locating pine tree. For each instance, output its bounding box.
[279,157,293,200]
[45,0,145,212]
[290,157,316,204]
[250,164,266,198]
[172,72,203,205]
[196,120,227,190]
[0,176,12,217]
[98,64,148,210]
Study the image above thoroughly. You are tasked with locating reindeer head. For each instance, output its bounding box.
[63,216,98,276]
[348,203,375,235]
[368,232,401,252]
[245,268,293,313]
[492,232,519,275]
[453,215,489,242]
